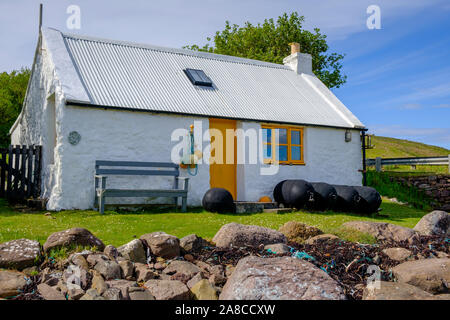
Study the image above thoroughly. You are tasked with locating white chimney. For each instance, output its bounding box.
[283,42,313,75]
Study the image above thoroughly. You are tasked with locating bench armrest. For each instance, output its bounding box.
[95,175,107,190]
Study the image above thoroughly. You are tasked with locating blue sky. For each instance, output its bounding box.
[1,0,449,148]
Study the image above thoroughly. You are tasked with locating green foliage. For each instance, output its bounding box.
[0,68,30,147]
[48,244,98,262]
[367,170,433,210]
[184,12,346,89]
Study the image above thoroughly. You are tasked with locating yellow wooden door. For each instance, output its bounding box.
[209,118,237,199]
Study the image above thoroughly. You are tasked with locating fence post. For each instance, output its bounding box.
[375,157,382,172]
[448,154,450,174]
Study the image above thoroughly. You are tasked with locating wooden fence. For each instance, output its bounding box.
[0,145,42,200]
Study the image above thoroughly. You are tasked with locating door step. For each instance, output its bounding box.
[263,208,293,214]
[234,202,280,214]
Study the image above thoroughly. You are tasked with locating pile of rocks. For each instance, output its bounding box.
[0,210,449,300]
[393,174,450,211]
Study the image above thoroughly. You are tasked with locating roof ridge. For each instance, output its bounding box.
[58,29,289,70]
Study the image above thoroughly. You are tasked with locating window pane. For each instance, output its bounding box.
[291,146,301,160]
[278,129,287,144]
[190,70,203,82]
[277,146,288,161]
[263,144,272,159]
[291,130,301,145]
[262,128,271,143]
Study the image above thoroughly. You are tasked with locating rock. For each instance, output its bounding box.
[187,273,204,289]
[103,245,120,260]
[40,268,62,286]
[264,243,290,254]
[208,265,226,285]
[91,271,108,295]
[37,283,66,300]
[0,239,41,270]
[363,281,435,300]
[392,258,450,294]
[135,263,157,282]
[140,232,180,259]
[191,279,218,300]
[80,288,105,300]
[213,223,286,248]
[413,210,450,236]
[119,260,134,280]
[86,253,109,268]
[144,280,190,300]
[0,270,27,298]
[128,287,156,300]
[22,266,39,276]
[105,279,138,300]
[68,288,85,300]
[43,228,105,252]
[180,234,204,252]
[382,247,412,262]
[117,239,147,263]
[342,221,418,242]
[94,259,122,280]
[278,221,323,243]
[184,254,194,262]
[69,253,89,270]
[63,266,91,290]
[163,260,202,280]
[305,234,339,245]
[219,256,346,300]
[102,287,123,300]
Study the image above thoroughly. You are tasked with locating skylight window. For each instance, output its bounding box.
[184,68,213,87]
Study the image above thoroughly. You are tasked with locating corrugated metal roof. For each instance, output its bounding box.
[43,28,364,129]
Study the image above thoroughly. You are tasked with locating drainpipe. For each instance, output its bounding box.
[361,129,368,186]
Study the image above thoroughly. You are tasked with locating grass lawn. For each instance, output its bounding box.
[0,198,428,247]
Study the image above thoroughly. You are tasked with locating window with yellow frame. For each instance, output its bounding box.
[262,125,304,165]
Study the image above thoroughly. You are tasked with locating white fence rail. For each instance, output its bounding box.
[366,155,450,173]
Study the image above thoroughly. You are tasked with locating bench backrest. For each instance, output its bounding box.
[95,160,179,177]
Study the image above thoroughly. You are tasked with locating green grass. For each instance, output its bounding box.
[367,135,450,159]
[0,198,428,247]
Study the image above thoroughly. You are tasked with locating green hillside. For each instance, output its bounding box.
[366,136,450,159]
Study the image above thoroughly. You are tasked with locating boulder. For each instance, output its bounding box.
[37,283,66,300]
[105,279,138,300]
[103,245,119,260]
[213,223,286,248]
[102,287,123,300]
[43,228,105,252]
[392,258,450,294]
[413,211,450,236]
[305,234,339,245]
[342,221,418,242]
[128,287,155,300]
[363,281,435,300]
[118,260,134,280]
[187,273,204,289]
[91,271,107,295]
[63,265,91,290]
[140,232,180,259]
[163,260,202,280]
[117,239,147,263]
[278,221,323,243]
[382,247,412,262]
[208,265,226,285]
[0,239,41,270]
[80,288,105,300]
[0,270,27,298]
[180,234,204,253]
[94,259,122,280]
[67,288,85,300]
[40,268,62,287]
[219,256,346,300]
[69,253,89,270]
[86,253,109,268]
[135,263,157,282]
[190,279,218,300]
[144,279,190,300]
[264,243,290,254]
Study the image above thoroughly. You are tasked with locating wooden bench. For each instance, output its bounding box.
[94,160,189,214]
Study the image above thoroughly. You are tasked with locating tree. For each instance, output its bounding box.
[184,12,346,89]
[0,68,30,147]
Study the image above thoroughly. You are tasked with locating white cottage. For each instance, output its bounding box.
[10,28,366,211]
